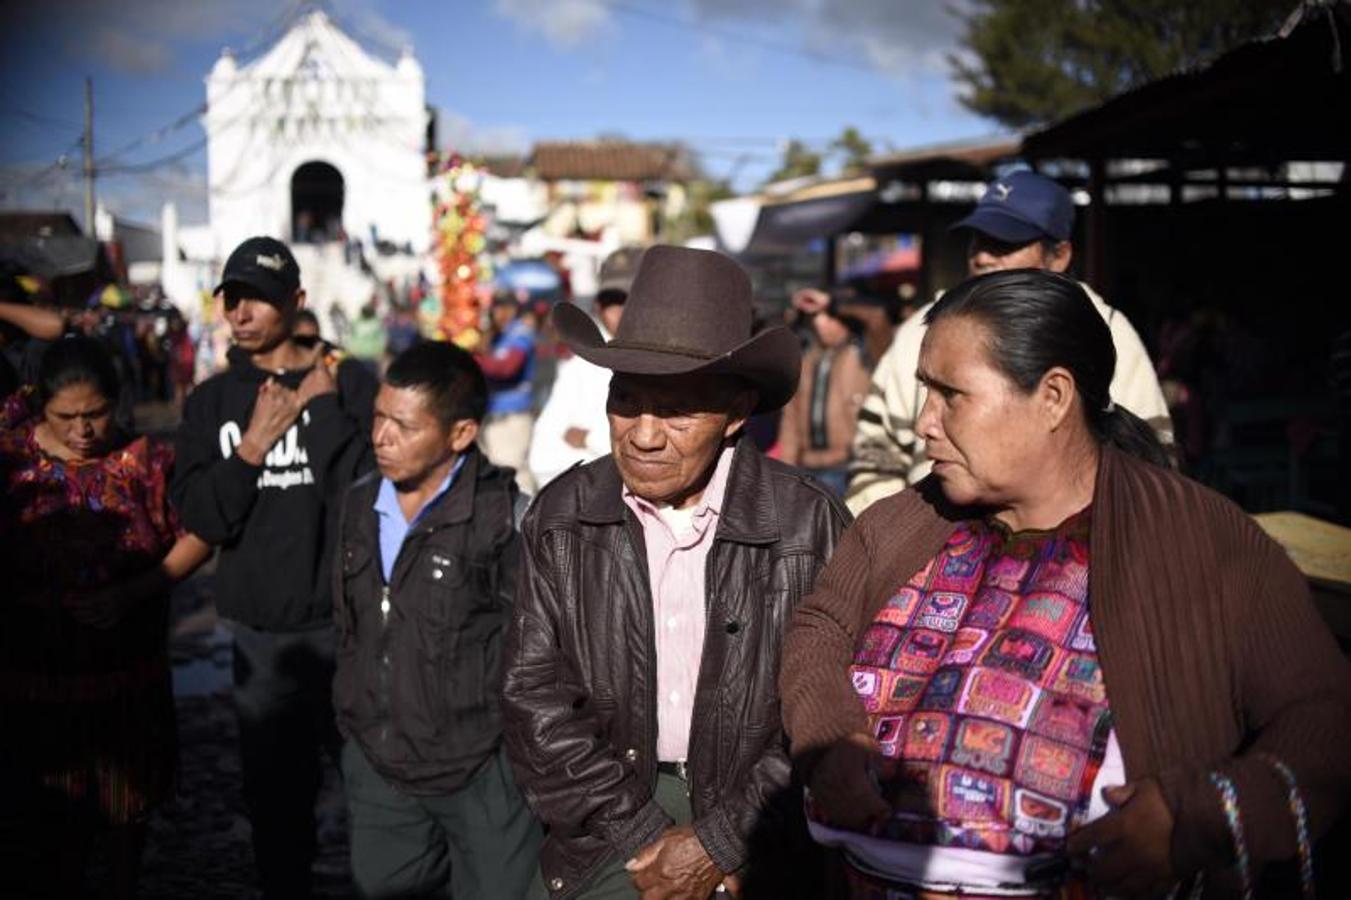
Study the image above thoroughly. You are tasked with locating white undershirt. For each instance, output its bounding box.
[655,503,697,538]
[809,731,1126,893]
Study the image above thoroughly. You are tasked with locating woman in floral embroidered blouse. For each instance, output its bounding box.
[0,336,209,900]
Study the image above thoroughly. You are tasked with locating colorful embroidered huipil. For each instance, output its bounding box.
[0,388,181,825]
[840,508,1110,856]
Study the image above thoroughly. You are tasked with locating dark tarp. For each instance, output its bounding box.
[0,236,103,279]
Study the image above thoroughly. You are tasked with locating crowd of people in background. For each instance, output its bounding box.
[1,277,196,421]
[1,170,1349,900]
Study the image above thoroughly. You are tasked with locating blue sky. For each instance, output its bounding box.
[0,0,1000,225]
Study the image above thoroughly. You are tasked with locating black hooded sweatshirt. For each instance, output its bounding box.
[172,347,376,630]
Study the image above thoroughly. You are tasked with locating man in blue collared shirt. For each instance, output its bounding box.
[331,340,540,899]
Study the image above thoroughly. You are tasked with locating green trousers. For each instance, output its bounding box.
[343,741,541,900]
[527,772,693,900]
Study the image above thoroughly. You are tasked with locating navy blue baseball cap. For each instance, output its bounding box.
[214,236,301,306]
[950,171,1074,243]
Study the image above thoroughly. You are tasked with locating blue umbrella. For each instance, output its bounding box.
[494,259,561,295]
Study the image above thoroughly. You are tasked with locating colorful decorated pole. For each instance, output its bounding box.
[428,152,492,348]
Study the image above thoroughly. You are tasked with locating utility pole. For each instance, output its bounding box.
[83,76,95,234]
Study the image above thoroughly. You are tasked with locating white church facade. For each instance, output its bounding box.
[162,10,431,332]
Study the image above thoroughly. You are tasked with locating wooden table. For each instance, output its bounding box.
[1253,511,1351,643]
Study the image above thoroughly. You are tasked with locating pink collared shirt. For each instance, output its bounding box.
[621,445,735,763]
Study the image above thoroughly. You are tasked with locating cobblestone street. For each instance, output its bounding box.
[135,569,353,899]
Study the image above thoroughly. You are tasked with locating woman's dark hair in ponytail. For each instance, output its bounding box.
[925,269,1170,468]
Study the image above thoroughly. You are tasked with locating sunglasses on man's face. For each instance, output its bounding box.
[220,285,289,312]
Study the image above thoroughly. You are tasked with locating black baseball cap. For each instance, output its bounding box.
[215,236,301,306]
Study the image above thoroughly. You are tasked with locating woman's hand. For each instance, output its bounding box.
[64,533,210,630]
[1067,778,1177,897]
[809,731,891,832]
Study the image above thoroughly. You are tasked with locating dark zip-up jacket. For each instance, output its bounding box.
[171,348,376,629]
[502,438,852,899]
[333,449,521,794]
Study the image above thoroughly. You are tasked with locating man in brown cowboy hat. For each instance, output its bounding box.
[503,245,851,900]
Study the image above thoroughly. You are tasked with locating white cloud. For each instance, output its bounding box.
[493,0,613,47]
[688,0,968,79]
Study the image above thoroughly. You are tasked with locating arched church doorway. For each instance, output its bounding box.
[291,161,344,243]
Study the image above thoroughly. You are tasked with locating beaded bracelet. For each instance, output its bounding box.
[1208,771,1253,899]
[1257,753,1316,899]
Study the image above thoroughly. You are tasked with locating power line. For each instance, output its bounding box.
[95,105,207,167]
[91,0,310,169]
[0,133,87,190]
[0,106,84,131]
[99,137,208,175]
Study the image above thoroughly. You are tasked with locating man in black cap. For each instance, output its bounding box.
[503,245,852,899]
[171,236,377,899]
[847,170,1172,512]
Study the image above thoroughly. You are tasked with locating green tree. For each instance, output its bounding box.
[830,126,874,175]
[766,139,823,184]
[668,178,737,244]
[950,0,1289,129]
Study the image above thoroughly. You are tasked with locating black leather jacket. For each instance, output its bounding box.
[503,439,850,898]
[333,449,520,794]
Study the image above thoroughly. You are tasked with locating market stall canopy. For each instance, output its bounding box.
[0,235,103,280]
[740,177,877,254]
[0,211,104,280]
[869,138,1020,185]
[723,137,1020,255]
[0,212,82,239]
[1023,0,1351,166]
[852,137,1020,235]
[708,197,762,255]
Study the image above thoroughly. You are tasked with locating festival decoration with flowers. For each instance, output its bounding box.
[428,151,492,348]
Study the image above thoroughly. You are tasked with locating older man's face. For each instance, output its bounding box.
[607,372,752,510]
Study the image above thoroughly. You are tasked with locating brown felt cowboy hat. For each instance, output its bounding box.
[553,245,800,413]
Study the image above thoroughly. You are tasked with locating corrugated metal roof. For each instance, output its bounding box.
[869,136,1021,170]
[1023,0,1351,163]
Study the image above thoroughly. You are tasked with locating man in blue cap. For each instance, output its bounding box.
[846,170,1173,512]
